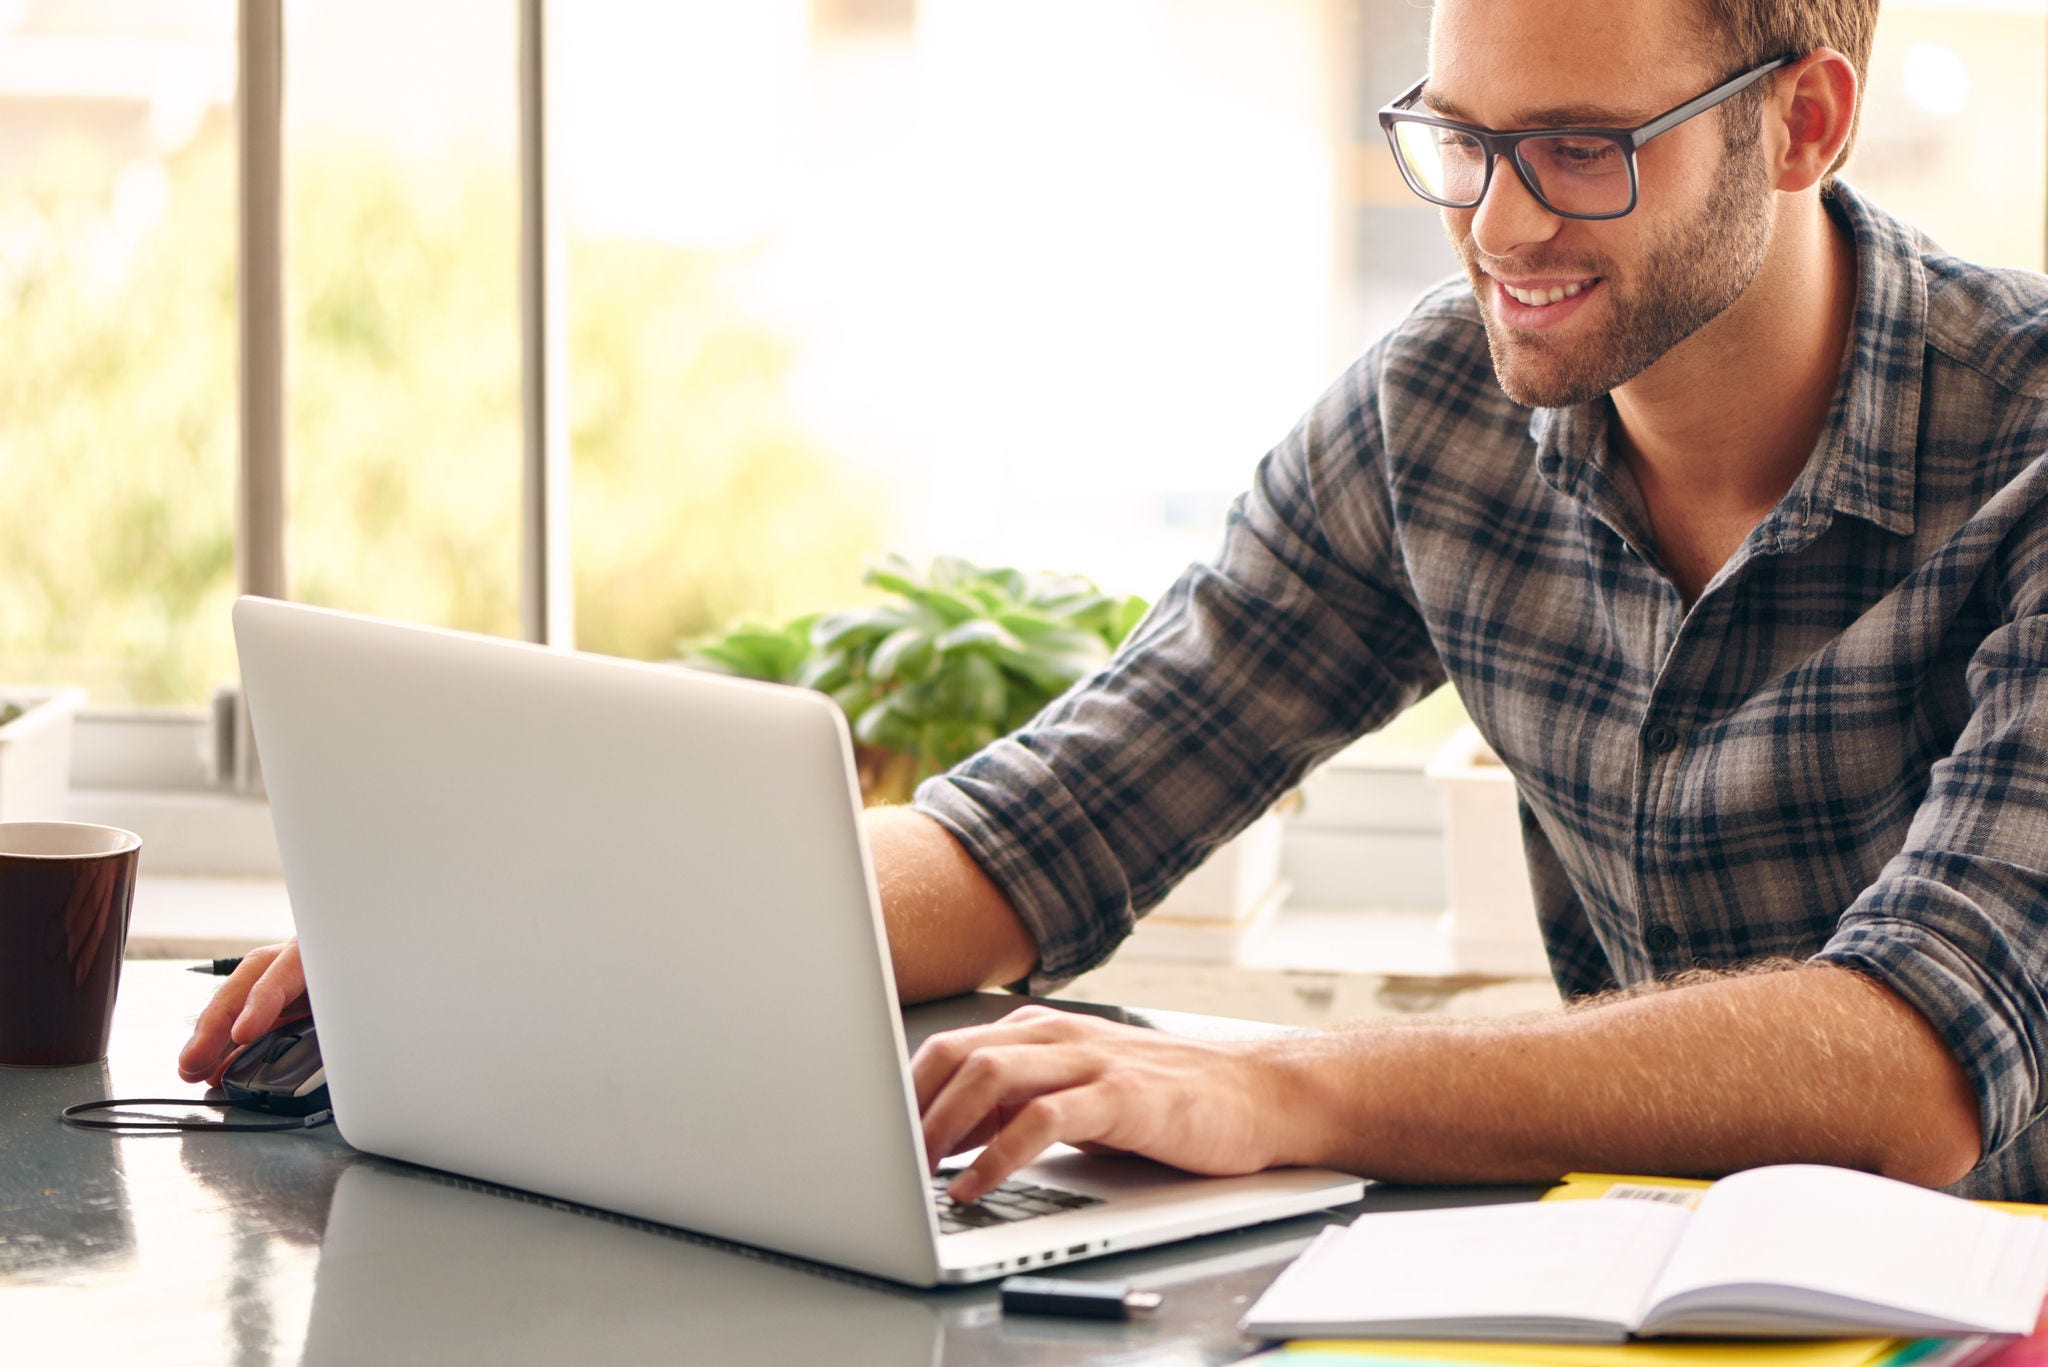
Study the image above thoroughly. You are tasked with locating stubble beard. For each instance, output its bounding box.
[1459,139,1776,410]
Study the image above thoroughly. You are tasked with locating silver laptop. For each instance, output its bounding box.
[233,596,1365,1286]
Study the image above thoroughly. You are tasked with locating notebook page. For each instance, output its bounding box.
[1242,1199,1690,1339]
[1643,1164,2048,1335]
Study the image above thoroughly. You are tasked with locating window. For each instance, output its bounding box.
[282,0,524,639]
[0,1,237,708]
[7,0,2045,845]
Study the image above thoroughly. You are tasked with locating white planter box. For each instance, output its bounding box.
[1151,809,1287,923]
[1123,811,1291,963]
[1425,725,1549,977]
[0,686,87,822]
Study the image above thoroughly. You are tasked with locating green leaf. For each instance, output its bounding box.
[993,613,1105,659]
[1023,573,1100,609]
[1039,591,1114,624]
[854,696,921,752]
[793,653,853,693]
[898,584,982,628]
[685,640,781,680]
[918,718,999,772]
[888,678,938,721]
[1107,594,1150,644]
[862,559,985,627]
[929,554,982,591]
[810,604,913,653]
[925,650,1008,724]
[730,627,810,676]
[864,567,924,600]
[681,643,748,676]
[933,618,1025,655]
[984,567,1029,603]
[870,550,923,583]
[830,680,878,723]
[988,640,1099,696]
[869,625,938,683]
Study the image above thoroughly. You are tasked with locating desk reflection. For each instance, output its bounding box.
[0,1061,137,1282]
[301,1163,944,1366]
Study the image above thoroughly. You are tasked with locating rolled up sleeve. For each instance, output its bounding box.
[915,350,1448,991]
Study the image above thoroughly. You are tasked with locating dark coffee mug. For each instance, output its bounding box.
[0,821,141,1067]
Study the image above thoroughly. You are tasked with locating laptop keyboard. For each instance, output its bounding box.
[930,1174,1105,1234]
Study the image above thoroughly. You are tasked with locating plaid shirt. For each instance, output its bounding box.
[914,184,2048,1200]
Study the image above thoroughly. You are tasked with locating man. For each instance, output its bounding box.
[183,0,2048,1205]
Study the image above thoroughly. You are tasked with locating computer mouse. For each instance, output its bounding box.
[220,1017,330,1116]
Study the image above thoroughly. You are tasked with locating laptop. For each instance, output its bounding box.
[232,596,1365,1286]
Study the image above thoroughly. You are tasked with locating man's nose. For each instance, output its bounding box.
[1469,154,1562,257]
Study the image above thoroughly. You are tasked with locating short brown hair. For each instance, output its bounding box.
[1690,0,1880,176]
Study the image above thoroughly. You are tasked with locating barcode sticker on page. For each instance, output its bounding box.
[1599,1183,1703,1209]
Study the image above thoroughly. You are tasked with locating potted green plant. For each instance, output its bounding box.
[687,555,1299,946]
[684,554,1149,806]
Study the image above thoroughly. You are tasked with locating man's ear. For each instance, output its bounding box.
[1768,47,1858,194]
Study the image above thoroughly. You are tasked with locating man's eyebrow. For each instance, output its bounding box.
[1417,85,1641,129]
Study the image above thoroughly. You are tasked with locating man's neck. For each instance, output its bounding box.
[1600,193,1859,604]
[1611,195,1858,526]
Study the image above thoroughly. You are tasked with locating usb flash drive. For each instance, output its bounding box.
[998,1275,1164,1320]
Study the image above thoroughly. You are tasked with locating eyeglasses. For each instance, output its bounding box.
[1377,54,1798,221]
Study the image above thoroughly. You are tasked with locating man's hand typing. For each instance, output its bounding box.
[911,1005,1300,1202]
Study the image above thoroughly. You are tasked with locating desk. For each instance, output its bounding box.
[0,962,1537,1365]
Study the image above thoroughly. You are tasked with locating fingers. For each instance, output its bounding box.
[914,1007,1127,1202]
[912,1007,1280,1204]
[232,940,307,1042]
[910,1005,1077,1111]
[952,1090,1116,1204]
[177,941,303,1084]
[921,1043,1101,1178]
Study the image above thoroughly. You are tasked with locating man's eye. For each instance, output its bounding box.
[1537,138,1622,169]
[1435,131,1483,152]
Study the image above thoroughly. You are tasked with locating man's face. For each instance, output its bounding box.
[1426,0,1777,408]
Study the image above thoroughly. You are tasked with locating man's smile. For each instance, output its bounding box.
[1496,275,1600,306]
[1486,272,1604,331]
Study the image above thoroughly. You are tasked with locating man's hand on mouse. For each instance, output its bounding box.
[911,1005,1302,1203]
[179,939,308,1087]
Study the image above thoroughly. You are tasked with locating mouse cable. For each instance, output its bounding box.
[60,1099,334,1134]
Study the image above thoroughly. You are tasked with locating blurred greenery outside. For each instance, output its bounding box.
[0,115,1472,760]
[1,115,886,705]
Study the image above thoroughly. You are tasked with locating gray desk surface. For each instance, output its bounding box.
[0,961,1539,1365]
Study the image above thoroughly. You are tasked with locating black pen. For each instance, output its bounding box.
[187,957,245,976]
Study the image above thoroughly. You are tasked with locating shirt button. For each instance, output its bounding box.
[1645,924,1681,954]
[1643,723,1681,755]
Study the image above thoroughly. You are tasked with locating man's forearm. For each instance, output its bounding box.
[867,807,1039,1004]
[1263,963,1984,1188]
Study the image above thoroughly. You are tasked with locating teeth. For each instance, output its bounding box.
[1502,279,1590,307]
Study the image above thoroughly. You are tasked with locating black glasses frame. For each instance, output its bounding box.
[1377,53,1799,221]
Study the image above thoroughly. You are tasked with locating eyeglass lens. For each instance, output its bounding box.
[1390,121,1634,217]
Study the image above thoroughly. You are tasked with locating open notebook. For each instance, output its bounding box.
[1243,1165,2048,1343]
